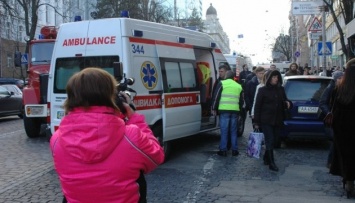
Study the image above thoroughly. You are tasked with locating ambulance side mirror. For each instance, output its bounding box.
[113,62,124,81]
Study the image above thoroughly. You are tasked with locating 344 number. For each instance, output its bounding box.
[132,44,145,54]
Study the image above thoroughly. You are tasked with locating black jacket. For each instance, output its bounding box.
[254,70,291,126]
[244,76,259,110]
[319,80,335,115]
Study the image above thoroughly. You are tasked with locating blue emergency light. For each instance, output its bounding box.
[121,10,130,18]
[74,16,82,22]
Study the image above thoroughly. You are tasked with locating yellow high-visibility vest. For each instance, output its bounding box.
[219,79,242,111]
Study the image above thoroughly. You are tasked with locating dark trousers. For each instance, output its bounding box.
[261,124,281,150]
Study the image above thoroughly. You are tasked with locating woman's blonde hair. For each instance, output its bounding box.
[63,67,119,114]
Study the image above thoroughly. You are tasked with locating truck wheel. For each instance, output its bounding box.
[23,114,41,138]
[151,123,170,161]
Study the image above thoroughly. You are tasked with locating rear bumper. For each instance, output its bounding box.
[282,120,330,140]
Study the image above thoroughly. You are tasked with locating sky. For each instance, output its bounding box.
[202,0,291,64]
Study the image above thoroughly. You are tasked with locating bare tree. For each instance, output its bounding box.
[0,0,67,52]
[273,34,292,61]
[92,0,173,23]
[323,0,354,60]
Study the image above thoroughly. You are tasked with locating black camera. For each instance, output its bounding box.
[115,77,136,114]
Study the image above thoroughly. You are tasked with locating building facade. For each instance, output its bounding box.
[0,0,97,78]
[203,4,230,54]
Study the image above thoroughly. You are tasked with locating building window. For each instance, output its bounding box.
[7,54,12,68]
[6,22,11,38]
[18,26,23,41]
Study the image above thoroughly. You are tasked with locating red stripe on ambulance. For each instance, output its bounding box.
[165,93,198,108]
[129,37,193,48]
[133,95,162,110]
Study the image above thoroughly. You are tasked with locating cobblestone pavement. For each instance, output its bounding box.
[0,116,350,203]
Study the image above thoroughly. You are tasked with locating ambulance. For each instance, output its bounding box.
[46,17,227,157]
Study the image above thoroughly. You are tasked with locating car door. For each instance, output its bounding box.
[0,86,13,113]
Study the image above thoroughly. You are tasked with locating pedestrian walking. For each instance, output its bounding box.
[244,67,265,116]
[329,58,355,198]
[239,64,251,87]
[50,68,165,203]
[212,69,243,157]
[253,70,292,171]
[285,63,300,76]
[319,70,343,169]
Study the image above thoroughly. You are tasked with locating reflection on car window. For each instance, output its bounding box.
[285,79,330,101]
[0,86,9,95]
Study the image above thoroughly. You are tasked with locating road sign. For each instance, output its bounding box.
[21,53,28,65]
[318,42,332,56]
[308,17,322,32]
[295,51,301,58]
[309,32,322,40]
[292,1,323,15]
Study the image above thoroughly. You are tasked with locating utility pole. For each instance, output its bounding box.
[321,3,327,74]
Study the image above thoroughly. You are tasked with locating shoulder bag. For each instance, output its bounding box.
[323,95,336,127]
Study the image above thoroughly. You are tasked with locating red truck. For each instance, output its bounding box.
[16,26,57,138]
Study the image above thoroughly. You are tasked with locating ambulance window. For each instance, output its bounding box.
[53,56,119,93]
[165,62,181,88]
[163,60,197,92]
[180,63,195,88]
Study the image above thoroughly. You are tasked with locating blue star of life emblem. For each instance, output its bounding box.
[141,61,158,90]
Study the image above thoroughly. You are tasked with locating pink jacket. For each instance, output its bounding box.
[50,106,164,203]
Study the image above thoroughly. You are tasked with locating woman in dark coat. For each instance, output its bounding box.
[330,58,355,198]
[254,70,292,171]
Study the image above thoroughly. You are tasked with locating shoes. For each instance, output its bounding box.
[232,150,239,156]
[217,150,227,157]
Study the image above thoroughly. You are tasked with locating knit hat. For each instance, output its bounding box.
[332,71,344,81]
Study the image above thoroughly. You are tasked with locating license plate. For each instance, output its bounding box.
[298,106,318,113]
[57,111,65,119]
[27,106,44,115]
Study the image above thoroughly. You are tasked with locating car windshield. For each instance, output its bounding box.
[284,79,330,101]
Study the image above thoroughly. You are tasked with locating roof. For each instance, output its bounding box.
[206,3,217,15]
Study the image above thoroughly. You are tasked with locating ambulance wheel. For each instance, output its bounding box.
[23,114,41,138]
[151,123,171,161]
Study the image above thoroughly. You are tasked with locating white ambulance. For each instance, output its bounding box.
[46,17,227,157]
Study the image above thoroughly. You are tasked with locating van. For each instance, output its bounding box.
[45,17,227,157]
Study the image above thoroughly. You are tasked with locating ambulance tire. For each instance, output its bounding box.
[23,114,41,138]
[151,123,170,161]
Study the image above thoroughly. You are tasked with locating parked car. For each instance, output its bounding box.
[278,75,332,147]
[0,84,23,118]
[0,77,24,89]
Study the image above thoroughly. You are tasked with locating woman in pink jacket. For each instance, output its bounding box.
[50,68,165,203]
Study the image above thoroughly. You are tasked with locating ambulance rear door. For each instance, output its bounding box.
[156,44,201,141]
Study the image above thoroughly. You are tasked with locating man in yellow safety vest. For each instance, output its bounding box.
[212,67,244,157]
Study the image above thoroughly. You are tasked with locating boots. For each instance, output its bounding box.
[263,150,270,165]
[268,150,279,172]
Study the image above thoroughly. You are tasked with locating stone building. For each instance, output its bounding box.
[203,4,230,54]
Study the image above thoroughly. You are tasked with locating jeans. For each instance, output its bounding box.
[261,124,281,150]
[219,112,238,151]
